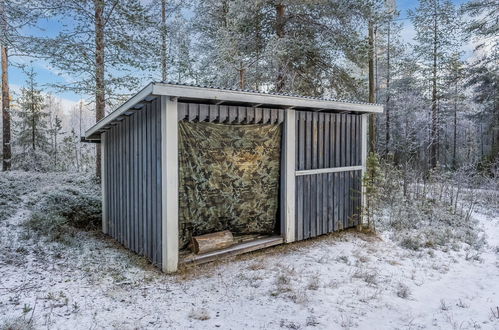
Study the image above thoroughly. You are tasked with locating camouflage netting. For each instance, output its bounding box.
[178,121,282,249]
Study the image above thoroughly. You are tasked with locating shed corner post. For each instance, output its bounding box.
[360,113,369,227]
[161,95,179,273]
[101,131,108,235]
[283,108,296,243]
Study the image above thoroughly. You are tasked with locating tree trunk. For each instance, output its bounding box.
[161,0,168,82]
[452,87,457,169]
[1,45,10,171]
[275,4,285,92]
[95,0,105,180]
[430,5,439,169]
[239,62,245,89]
[1,0,11,171]
[368,19,376,154]
[385,21,391,157]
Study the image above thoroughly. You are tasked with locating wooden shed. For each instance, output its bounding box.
[84,82,383,273]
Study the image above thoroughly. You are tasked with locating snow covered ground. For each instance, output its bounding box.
[0,172,498,329]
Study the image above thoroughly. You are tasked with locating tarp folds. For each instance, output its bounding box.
[178,121,282,249]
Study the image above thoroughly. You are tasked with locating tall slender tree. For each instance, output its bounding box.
[1,1,40,170]
[409,0,461,169]
[34,0,155,178]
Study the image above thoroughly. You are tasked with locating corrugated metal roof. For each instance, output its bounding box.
[159,81,382,107]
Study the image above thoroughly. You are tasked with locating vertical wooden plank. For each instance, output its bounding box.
[335,114,341,167]
[298,112,305,171]
[142,104,148,256]
[316,173,322,236]
[188,103,198,122]
[271,108,277,124]
[219,105,228,123]
[117,120,123,244]
[138,108,144,255]
[156,99,163,265]
[303,175,310,239]
[130,113,136,253]
[312,112,318,170]
[278,109,285,123]
[178,103,187,121]
[324,114,330,168]
[229,106,238,123]
[101,132,107,234]
[161,96,179,273]
[246,107,255,123]
[328,172,334,232]
[296,176,303,241]
[306,112,312,170]
[322,172,328,235]
[361,114,368,227]
[347,115,352,167]
[283,109,296,243]
[151,102,158,264]
[296,112,304,241]
[145,103,152,259]
[318,113,324,169]
[209,104,218,122]
[357,115,362,165]
[124,117,130,248]
[254,107,262,123]
[237,106,246,123]
[109,129,114,237]
[262,108,270,124]
[199,104,209,122]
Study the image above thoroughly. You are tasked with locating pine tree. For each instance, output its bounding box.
[409,0,462,169]
[32,0,156,178]
[0,0,45,171]
[15,70,50,171]
[462,0,499,169]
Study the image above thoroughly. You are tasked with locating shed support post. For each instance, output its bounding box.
[360,113,369,226]
[101,131,108,234]
[161,96,179,273]
[283,109,296,243]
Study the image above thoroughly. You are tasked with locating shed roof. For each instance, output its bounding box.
[85,82,383,141]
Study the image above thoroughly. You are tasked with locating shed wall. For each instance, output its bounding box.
[295,112,362,240]
[104,97,163,266]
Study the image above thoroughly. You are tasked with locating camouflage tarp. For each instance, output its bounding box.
[178,121,282,249]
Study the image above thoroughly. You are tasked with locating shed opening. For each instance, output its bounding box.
[178,121,283,258]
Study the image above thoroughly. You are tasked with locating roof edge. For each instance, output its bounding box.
[85,82,383,140]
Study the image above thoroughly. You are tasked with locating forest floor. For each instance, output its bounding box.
[0,172,498,330]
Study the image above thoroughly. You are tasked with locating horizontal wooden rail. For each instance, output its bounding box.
[295,165,363,176]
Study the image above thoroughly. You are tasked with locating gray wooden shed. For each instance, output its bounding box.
[85,82,383,273]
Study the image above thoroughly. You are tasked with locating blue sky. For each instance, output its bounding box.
[10,0,472,106]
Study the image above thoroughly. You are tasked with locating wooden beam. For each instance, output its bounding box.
[161,95,179,273]
[283,109,296,243]
[360,114,368,226]
[295,165,363,176]
[181,236,283,265]
[101,132,108,234]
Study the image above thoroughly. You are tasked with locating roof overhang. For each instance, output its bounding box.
[85,82,383,141]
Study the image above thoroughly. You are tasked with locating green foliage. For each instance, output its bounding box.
[13,70,51,171]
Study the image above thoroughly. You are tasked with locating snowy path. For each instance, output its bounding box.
[0,177,498,329]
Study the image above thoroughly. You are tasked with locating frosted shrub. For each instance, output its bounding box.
[377,163,483,252]
[25,181,101,243]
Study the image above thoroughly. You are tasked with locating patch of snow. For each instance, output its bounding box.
[0,172,498,329]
